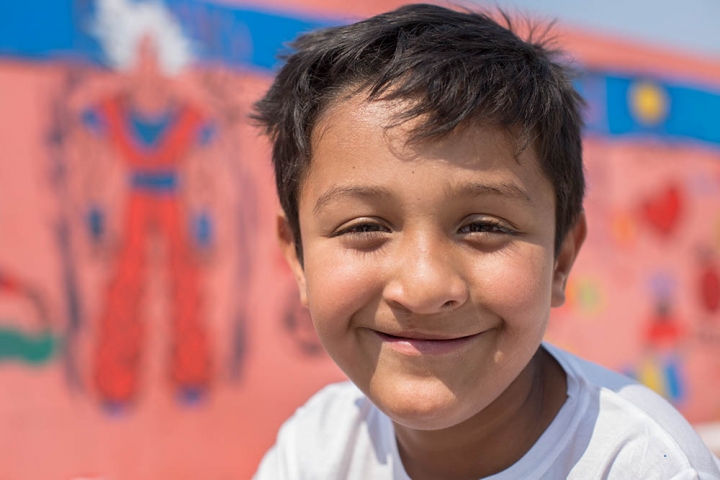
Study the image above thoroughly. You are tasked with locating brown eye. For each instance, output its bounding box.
[343,224,384,234]
[332,220,391,253]
[332,220,391,238]
[458,220,518,236]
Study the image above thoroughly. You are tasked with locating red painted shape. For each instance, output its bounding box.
[93,96,211,405]
[700,264,720,314]
[0,272,23,293]
[645,315,684,351]
[641,185,683,236]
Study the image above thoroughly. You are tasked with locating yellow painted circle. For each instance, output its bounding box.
[629,81,669,126]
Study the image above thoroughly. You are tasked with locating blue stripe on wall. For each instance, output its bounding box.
[604,76,720,145]
[576,73,720,146]
[166,1,338,70]
[0,0,337,70]
[0,0,78,60]
[0,0,719,148]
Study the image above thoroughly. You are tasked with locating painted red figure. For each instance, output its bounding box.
[91,96,212,408]
[644,307,684,351]
[642,299,685,402]
[85,37,215,409]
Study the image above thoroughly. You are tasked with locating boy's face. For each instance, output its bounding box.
[279,94,584,431]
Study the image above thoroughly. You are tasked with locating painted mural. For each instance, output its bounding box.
[0,0,718,478]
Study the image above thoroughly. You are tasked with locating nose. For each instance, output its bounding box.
[383,232,469,315]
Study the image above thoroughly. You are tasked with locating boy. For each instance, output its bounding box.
[252,4,720,479]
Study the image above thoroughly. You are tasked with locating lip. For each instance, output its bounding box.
[373,330,483,356]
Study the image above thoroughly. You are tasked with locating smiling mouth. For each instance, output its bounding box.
[373,331,482,356]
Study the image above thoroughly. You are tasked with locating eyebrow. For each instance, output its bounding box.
[313,185,394,214]
[446,181,533,204]
[313,181,532,214]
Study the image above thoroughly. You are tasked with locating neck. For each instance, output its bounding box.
[393,347,567,480]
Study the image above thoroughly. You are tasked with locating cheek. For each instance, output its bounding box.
[475,246,554,329]
[303,247,381,338]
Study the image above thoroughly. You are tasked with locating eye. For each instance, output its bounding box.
[332,221,387,236]
[340,223,385,235]
[331,219,391,252]
[331,218,392,239]
[458,218,519,236]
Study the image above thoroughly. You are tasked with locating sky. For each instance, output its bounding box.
[475,0,720,60]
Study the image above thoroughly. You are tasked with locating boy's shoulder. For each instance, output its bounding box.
[546,343,720,479]
[254,381,404,480]
[549,342,696,438]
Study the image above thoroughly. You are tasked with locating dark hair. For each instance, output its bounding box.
[253,3,585,261]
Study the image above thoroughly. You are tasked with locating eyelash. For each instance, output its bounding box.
[332,222,389,238]
[333,219,518,238]
[458,220,518,236]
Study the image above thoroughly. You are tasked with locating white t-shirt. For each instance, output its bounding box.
[254,343,720,479]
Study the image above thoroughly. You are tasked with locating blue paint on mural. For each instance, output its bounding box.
[605,76,720,144]
[0,0,719,148]
[166,1,339,70]
[0,0,78,60]
[0,0,338,70]
[575,73,720,147]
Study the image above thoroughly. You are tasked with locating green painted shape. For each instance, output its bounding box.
[0,326,60,365]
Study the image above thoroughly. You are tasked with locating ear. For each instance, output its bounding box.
[551,212,587,308]
[277,212,308,307]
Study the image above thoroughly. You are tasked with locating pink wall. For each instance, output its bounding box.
[0,2,718,478]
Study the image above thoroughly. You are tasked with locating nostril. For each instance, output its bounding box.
[442,300,456,310]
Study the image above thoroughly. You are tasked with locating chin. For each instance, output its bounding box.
[370,377,483,431]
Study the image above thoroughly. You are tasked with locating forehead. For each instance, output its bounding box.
[301,93,553,210]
